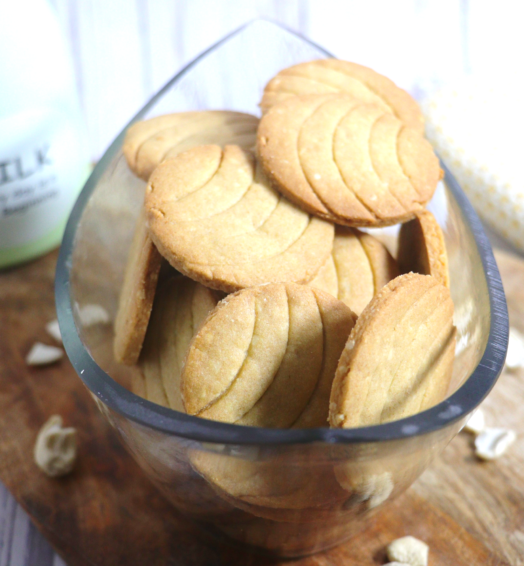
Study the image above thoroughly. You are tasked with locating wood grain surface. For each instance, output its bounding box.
[0,249,522,566]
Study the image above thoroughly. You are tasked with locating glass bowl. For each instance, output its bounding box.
[55,20,508,558]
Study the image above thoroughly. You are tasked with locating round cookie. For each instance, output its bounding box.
[181,283,356,427]
[145,144,334,293]
[116,114,258,363]
[257,94,441,227]
[123,110,258,180]
[309,226,399,315]
[397,209,450,288]
[329,273,456,428]
[135,277,220,411]
[184,283,356,520]
[190,448,348,522]
[260,59,425,134]
[114,208,163,365]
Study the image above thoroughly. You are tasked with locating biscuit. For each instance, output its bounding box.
[185,283,355,519]
[257,94,441,227]
[397,209,450,288]
[309,227,399,315]
[137,277,219,410]
[329,273,455,428]
[116,113,257,363]
[260,59,424,134]
[190,449,348,521]
[181,283,356,428]
[145,144,334,292]
[114,208,163,365]
[123,111,258,180]
[358,231,401,292]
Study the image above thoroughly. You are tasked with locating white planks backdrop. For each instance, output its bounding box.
[1,0,521,564]
[46,0,522,161]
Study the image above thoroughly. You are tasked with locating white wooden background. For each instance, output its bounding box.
[1,0,522,564]
[45,0,523,161]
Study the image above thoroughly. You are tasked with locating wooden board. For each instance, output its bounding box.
[0,249,522,566]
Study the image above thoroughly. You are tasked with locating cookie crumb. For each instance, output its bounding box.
[334,413,345,425]
[34,415,77,477]
[26,342,63,366]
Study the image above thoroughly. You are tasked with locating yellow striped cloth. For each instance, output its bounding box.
[421,79,524,253]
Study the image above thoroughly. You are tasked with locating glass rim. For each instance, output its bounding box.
[55,19,509,446]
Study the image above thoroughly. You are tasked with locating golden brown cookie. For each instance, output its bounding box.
[190,448,348,522]
[186,282,354,518]
[136,277,219,411]
[117,114,258,363]
[114,208,163,365]
[260,59,424,134]
[183,282,349,523]
[145,144,334,293]
[257,94,441,227]
[329,273,455,428]
[358,231,400,292]
[123,111,258,180]
[309,227,399,315]
[181,283,356,428]
[397,209,450,288]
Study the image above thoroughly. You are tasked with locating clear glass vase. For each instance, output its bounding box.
[55,20,508,558]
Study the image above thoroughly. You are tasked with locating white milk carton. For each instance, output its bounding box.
[0,0,89,268]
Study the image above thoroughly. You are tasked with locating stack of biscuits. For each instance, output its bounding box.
[114,58,456,433]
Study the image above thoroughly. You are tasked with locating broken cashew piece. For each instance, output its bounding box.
[463,408,485,435]
[26,342,63,366]
[475,428,516,460]
[76,303,110,327]
[45,319,62,343]
[34,415,77,477]
[506,327,524,371]
[387,536,429,566]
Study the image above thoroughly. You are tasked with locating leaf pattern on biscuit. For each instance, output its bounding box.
[181,283,356,428]
[309,226,399,315]
[398,209,450,288]
[136,277,219,411]
[113,208,163,365]
[257,94,441,227]
[329,273,455,428]
[260,59,424,133]
[145,144,334,292]
[123,111,258,180]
